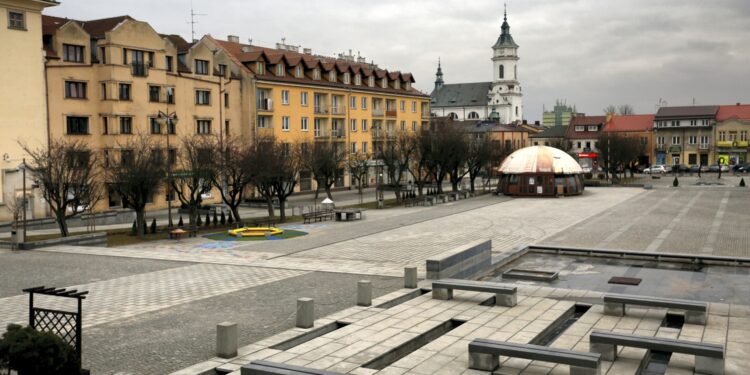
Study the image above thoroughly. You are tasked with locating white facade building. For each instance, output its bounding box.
[430,9,523,123]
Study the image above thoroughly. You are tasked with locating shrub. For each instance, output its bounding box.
[177,216,184,227]
[741,178,746,187]
[150,218,157,234]
[196,215,202,226]
[0,324,79,375]
[584,172,593,179]
[213,211,218,226]
[673,177,679,187]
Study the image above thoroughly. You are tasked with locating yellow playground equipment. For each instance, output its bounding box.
[227,227,284,237]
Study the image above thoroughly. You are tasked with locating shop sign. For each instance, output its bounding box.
[578,153,598,158]
[668,145,682,153]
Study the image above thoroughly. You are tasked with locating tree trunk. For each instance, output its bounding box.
[230,206,241,227]
[136,210,146,239]
[470,174,476,192]
[188,205,197,227]
[56,210,69,237]
[314,179,321,199]
[325,184,333,200]
[265,196,275,217]
[278,196,287,222]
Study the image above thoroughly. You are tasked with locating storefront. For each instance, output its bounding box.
[577,152,598,172]
[716,141,748,166]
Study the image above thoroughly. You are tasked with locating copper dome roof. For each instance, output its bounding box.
[499,145,583,175]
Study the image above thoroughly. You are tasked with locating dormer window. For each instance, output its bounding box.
[405,82,411,90]
[313,68,321,80]
[587,125,598,131]
[329,71,336,82]
[217,64,227,77]
[394,80,400,90]
[296,66,303,78]
[276,63,285,77]
[344,73,351,84]
[575,126,584,132]
[368,76,375,87]
[381,78,387,88]
[355,74,361,85]
[256,62,265,75]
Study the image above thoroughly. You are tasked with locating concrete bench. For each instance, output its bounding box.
[242,360,344,375]
[432,279,517,307]
[590,331,724,375]
[603,293,708,324]
[469,338,601,375]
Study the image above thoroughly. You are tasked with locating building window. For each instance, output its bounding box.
[101,83,107,100]
[102,117,109,135]
[66,116,89,135]
[381,78,387,88]
[499,65,504,79]
[313,68,320,80]
[394,80,400,90]
[256,62,265,74]
[399,101,404,112]
[149,85,160,102]
[351,142,357,154]
[224,92,229,108]
[400,121,405,131]
[195,59,209,75]
[119,117,133,134]
[217,64,227,77]
[165,56,174,72]
[276,63,285,76]
[361,119,368,132]
[329,71,336,82]
[516,106,519,116]
[351,119,357,132]
[197,120,211,134]
[65,81,87,99]
[368,76,375,87]
[412,121,417,131]
[657,136,665,146]
[672,136,681,145]
[195,90,210,105]
[282,116,290,131]
[411,101,417,113]
[355,74,361,85]
[467,111,479,119]
[62,44,84,62]
[575,126,584,131]
[587,125,598,131]
[344,72,350,84]
[300,92,308,106]
[8,11,25,30]
[361,97,367,110]
[150,117,160,134]
[224,120,230,136]
[281,90,289,105]
[688,136,697,145]
[119,83,131,100]
[296,66,303,78]
[314,119,322,137]
[576,141,581,149]
[301,117,309,131]
[166,87,174,104]
[362,142,367,154]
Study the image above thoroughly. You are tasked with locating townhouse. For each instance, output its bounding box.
[565,115,606,172]
[603,114,654,167]
[652,106,718,166]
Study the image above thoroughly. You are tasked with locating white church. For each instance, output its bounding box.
[430,8,523,124]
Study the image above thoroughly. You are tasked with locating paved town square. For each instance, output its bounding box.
[1,185,749,374]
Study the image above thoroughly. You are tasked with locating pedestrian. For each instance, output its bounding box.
[698,163,701,178]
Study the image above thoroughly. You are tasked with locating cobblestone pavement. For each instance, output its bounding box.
[542,187,750,257]
[0,264,306,330]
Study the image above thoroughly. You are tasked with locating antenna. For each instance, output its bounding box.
[189,1,206,42]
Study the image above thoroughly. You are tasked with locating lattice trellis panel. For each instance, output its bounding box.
[33,308,78,348]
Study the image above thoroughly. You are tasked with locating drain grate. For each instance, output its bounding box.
[608,276,642,285]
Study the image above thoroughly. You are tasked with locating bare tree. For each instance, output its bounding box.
[250,138,300,222]
[348,152,370,198]
[377,133,414,201]
[211,136,253,225]
[598,133,643,180]
[408,130,434,196]
[107,136,164,238]
[617,104,635,115]
[466,135,498,192]
[22,140,102,237]
[172,136,216,226]
[304,140,346,200]
[603,105,617,116]
[438,124,469,192]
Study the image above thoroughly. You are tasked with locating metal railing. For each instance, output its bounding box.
[131,62,148,77]
[314,106,329,115]
[372,108,385,117]
[257,98,273,112]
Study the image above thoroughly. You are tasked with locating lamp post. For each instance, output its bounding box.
[156,111,178,227]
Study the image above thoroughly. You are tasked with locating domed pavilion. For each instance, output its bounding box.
[497,145,585,196]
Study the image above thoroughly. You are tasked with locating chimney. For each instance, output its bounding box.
[303,48,312,55]
[738,103,742,106]
[227,35,240,43]
[534,120,540,125]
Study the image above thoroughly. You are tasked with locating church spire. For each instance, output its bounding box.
[434,57,444,90]
[494,3,518,49]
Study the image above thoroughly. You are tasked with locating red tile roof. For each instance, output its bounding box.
[716,104,750,121]
[78,15,133,38]
[42,15,69,35]
[570,115,606,126]
[605,114,654,132]
[566,116,606,139]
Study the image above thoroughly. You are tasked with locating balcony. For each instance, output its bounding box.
[330,106,346,116]
[314,129,329,139]
[131,62,149,77]
[372,108,385,117]
[371,129,394,140]
[421,111,431,119]
[385,109,398,118]
[314,106,330,115]
[698,144,710,150]
[655,144,666,151]
[331,128,346,139]
[256,127,274,138]
[257,98,273,112]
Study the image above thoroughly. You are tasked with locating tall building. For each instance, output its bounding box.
[430,7,523,123]
[542,100,582,127]
[653,106,718,166]
[0,0,59,222]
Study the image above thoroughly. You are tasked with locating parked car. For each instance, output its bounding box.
[671,164,690,173]
[689,165,710,173]
[735,163,750,173]
[708,164,730,173]
[644,165,668,174]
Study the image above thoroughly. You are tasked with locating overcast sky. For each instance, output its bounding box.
[47,0,750,121]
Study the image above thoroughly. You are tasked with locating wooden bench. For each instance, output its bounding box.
[603,293,708,324]
[468,338,601,375]
[242,360,344,375]
[590,331,724,375]
[302,210,335,224]
[431,279,517,307]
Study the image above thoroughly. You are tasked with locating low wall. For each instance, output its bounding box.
[0,232,107,250]
[426,239,492,280]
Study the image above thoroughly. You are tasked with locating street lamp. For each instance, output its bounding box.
[156,111,178,227]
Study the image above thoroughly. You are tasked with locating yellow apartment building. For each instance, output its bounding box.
[199,36,431,190]
[0,0,58,222]
[43,14,244,213]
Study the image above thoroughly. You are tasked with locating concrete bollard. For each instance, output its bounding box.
[404,267,418,288]
[296,298,314,328]
[357,280,372,306]
[216,321,238,358]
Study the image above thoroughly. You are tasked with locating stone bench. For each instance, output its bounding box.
[468,338,601,375]
[590,331,724,375]
[432,279,517,307]
[242,360,344,375]
[603,293,708,324]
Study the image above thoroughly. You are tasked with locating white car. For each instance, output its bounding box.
[643,165,668,174]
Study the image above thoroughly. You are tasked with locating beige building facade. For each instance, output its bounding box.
[0,0,58,221]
